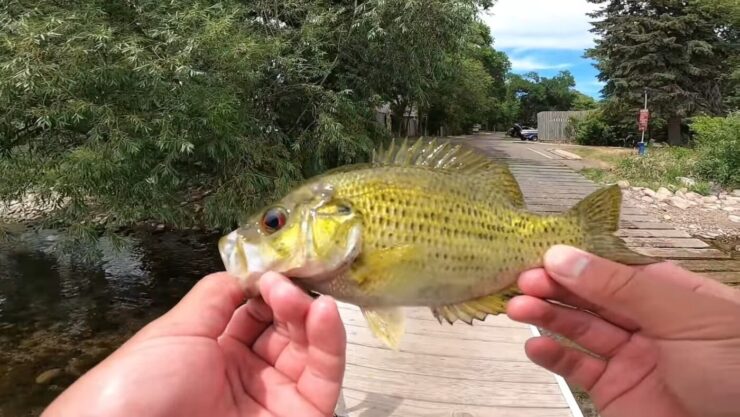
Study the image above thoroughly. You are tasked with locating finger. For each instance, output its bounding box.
[297,295,347,415]
[518,268,639,330]
[251,273,313,376]
[524,336,605,391]
[223,346,327,417]
[145,272,246,339]
[544,245,740,336]
[507,295,630,357]
[221,297,273,346]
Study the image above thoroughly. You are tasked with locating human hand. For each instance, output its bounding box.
[507,245,740,417]
[42,272,346,417]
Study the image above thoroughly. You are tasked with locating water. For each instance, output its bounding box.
[0,227,224,417]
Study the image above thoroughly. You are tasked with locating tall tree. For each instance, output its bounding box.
[0,0,493,238]
[586,0,738,145]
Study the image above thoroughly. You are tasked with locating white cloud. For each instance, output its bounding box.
[481,0,602,50]
[509,57,572,71]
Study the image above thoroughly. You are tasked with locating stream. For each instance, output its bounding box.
[0,226,223,416]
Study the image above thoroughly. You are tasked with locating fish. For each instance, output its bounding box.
[218,138,658,349]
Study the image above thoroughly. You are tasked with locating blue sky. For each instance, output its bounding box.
[480,0,605,99]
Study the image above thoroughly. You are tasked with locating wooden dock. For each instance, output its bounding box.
[334,134,737,417]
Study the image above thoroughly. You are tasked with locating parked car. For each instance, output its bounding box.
[507,123,538,141]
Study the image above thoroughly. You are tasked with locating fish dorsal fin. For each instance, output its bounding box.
[430,285,521,325]
[372,138,525,208]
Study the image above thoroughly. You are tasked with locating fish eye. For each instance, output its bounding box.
[260,207,288,234]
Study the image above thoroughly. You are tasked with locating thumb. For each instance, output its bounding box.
[543,245,739,337]
[139,272,247,340]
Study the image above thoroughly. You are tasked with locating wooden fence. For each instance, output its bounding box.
[536,110,593,141]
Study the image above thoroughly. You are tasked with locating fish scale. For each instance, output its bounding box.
[218,138,658,350]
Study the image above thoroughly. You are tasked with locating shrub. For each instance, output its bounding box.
[571,111,618,146]
[691,113,740,188]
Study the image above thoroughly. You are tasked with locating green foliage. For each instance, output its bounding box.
[586,0,739,144]
[692,113,740,187]
[572,93,598,111]
[503,71,584,126]
[0,0,491,233]
[615,148,699,190]
[569,111,619,146]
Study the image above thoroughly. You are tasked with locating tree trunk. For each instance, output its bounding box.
[667,116,683,146]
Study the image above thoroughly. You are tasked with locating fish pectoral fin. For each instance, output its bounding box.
[354,245,418,288]
[431,285,522,325]
[361,306,405,351]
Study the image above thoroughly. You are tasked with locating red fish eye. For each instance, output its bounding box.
[261,207,287,234]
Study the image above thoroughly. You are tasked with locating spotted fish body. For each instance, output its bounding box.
[218,138,657,349]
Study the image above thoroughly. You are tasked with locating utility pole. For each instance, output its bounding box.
[638,88,649,155]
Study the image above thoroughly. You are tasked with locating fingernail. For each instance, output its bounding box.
[545,245,590,280]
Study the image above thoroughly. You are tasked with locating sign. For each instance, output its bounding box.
[638,109,650,131]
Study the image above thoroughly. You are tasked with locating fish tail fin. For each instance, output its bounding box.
[568,184,658,265]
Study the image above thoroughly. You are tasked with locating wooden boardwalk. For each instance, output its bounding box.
[334,134,737,417]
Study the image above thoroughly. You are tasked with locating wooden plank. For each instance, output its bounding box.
[344,344,554,384]
[342,324,531,363]
[622,214,658,222]
[341,388,573,417]
[339,309,533,343]
[702,271,740,284]
[620,222,676,230]
[672,259,740,272]
[621,237,710,248]
[633,247,731,259]
[616,229,693,238]
[342,364,565,408]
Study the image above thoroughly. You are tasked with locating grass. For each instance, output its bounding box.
[565,146,633,167]
[568,145,713,195]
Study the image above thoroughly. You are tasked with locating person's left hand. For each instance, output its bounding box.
[42,272,347,417]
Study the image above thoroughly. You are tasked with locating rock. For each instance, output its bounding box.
[656,187,673,201]
[677,177,696,187]
[643,188,657,198]
[663,215,672,220]
[732,189,740,197]
[722,207,737,212]
[702,196,719,204]
[36,368,63,385]
[729,215,740,223]
[617,180,630,189]
[685,192,702,201]
[669,197,691,210]
[725,197,740,206]
[641,196,654,203]
[65,358,85,377]
[706,204,721,210]
[679,187,688,194]
[154,224,166,233]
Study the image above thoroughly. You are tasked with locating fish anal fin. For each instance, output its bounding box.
[371,138,525,208]
[431,286,522,325]
[361,306,405,351]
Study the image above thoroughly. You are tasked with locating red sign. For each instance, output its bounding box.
[638,109,650,131]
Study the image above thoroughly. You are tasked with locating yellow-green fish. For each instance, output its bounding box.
[218,138,656,349]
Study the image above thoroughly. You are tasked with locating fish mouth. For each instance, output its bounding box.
[218,230,262,298]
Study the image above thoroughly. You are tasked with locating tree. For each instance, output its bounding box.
[586,0,738,145]
[504,71,581,125]
[572,92,599,110]
[0,0,493,239]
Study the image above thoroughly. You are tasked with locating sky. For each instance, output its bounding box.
[480,0,604,99]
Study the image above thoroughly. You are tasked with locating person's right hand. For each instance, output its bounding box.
[507,245,740,417]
